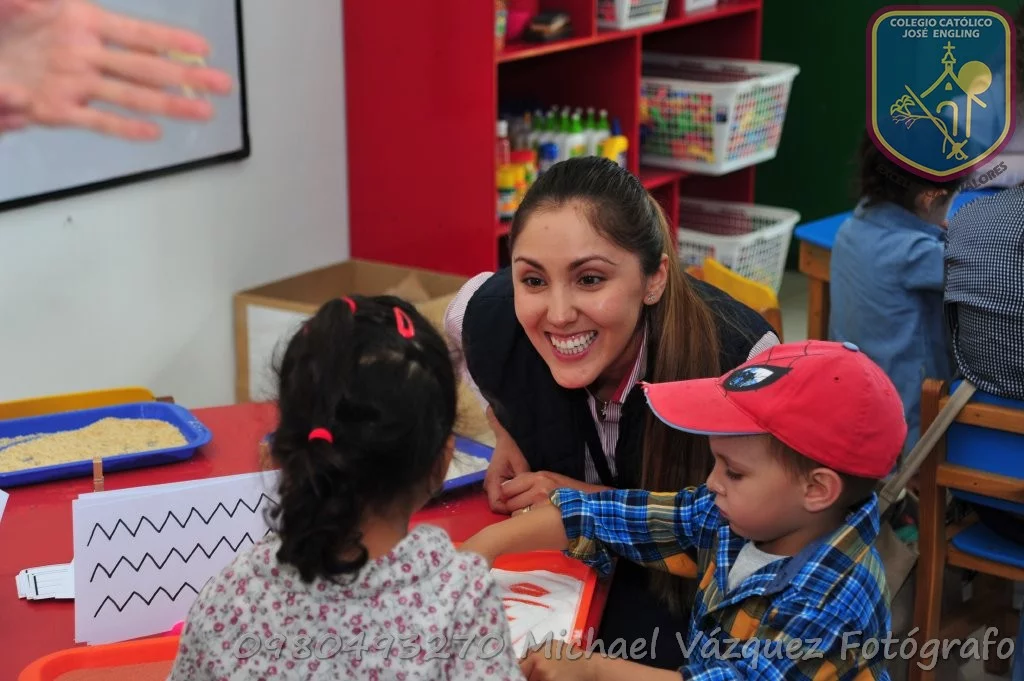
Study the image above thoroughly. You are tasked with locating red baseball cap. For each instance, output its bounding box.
[641,340,907,478]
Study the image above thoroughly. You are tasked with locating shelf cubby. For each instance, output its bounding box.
[343,0,765,277]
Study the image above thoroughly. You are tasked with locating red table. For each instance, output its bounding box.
[0,402,607,679]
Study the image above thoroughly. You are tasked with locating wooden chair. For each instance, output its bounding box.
[910,379,1024,681]
[686,258,784,340]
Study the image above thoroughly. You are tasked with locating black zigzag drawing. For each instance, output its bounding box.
[86,493,278,546]
[93,581,201,618]
[89,533,259,582]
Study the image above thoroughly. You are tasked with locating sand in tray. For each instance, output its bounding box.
[0,417,187,473]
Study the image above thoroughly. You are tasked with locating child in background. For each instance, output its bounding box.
[169,296,523,680]
[829,133,962,462]
[464,340,904,681]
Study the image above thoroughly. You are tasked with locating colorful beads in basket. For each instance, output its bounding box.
[640,85,715,162]
[725,84,788,161]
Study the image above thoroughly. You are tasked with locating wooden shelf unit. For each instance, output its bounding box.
[343,0,764,277]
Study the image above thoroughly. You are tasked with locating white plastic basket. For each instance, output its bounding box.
[676,198,800,293]
[640,53,800,175]
[597,0,668,30]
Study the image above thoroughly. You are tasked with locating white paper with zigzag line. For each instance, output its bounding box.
[72,470,281,644]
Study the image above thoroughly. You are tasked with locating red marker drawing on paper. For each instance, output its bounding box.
[502,596,550,609]
[509,582,551,598]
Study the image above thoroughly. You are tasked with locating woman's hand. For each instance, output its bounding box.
[502,473,565,515]
[503,471,612,515]
[483,406,532,514]
[0,0,232,138]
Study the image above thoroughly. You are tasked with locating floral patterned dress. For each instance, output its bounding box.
[168,524,524,680]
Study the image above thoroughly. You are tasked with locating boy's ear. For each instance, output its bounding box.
[802,467,843,513]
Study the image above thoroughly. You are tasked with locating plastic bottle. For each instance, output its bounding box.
[496,119,511,167]
[557,107,572,161]
[538,142,559,174]
[591,109,611,159]
[511,150,538,188]
[497,164,518,220]
[599,118,629,168]
[528,110,545,151]
[585,107,599,155]
[510,113,531,151]
[539,109,559,158]
[512,164,528,206]
[566,112,588,158]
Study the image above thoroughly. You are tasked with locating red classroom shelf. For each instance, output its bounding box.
[498,0,761,63]
[639,166,689,190]
[343,0,764,277]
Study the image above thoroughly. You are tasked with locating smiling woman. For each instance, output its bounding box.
[445,156,779,670]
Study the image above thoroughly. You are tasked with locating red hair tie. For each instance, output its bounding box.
[340,297,356,313]
[308,428,333,444]
[393,307,415,339]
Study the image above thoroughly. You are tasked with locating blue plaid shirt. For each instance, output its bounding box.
[551,486,892,680]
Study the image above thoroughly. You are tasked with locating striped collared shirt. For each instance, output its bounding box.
[551,486,892,680]
[582,323,648,484]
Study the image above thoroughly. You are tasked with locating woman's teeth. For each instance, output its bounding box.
[549,332,597,355]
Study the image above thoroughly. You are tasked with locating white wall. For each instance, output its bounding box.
[0,1,348,409]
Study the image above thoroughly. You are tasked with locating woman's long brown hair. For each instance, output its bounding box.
[510,157,721,613]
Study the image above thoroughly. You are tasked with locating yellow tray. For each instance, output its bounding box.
[0,387,156,420]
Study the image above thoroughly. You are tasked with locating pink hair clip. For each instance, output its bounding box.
[393,307,415,339]
[308,428,333,444]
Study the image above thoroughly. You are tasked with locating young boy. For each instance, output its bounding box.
[464,340,907,681]
[829,133,960,461]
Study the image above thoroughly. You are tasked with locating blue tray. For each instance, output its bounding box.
[443,436,494,493]
[0,402,212,488]
[258,433,492,493]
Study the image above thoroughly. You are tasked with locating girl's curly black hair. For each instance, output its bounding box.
[266,294,456,584]
[855,132,963,212]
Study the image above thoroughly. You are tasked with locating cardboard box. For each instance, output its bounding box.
[234,259,491,442]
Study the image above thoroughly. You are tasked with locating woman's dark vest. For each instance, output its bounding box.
[462,267,773,488]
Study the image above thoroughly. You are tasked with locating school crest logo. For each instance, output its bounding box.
[867,7,1017,181]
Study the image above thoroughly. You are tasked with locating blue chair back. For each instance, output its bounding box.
[946,380,1024,517]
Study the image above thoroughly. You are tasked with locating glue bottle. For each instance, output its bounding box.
[600,118,629,168]
[556,107,573,161]
[496,119,511,167]
[566,112,588,158]
[591,109,611,159]
[528,109,545,151]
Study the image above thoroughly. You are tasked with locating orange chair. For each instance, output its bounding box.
[687,258,784,340]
